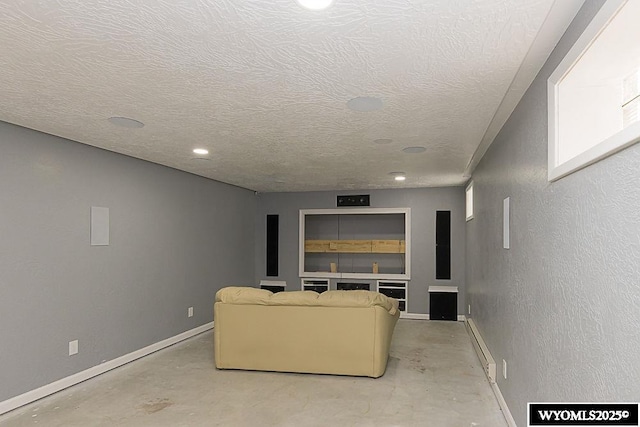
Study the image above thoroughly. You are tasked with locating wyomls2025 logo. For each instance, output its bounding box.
[528,403,639,426]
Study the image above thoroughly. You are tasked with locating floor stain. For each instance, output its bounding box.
[141,398,173,414]
[409,355,427,373]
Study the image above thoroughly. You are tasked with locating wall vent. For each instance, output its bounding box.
[465,318,496,383]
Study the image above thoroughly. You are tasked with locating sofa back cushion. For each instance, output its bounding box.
[215,287,398,315]
[215,286,273,305]
[269,290,324,306]
[317,290,396,313]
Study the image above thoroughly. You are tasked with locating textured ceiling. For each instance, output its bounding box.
[0,0,578,192]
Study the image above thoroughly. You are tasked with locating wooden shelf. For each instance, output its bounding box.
[305,239,405,254]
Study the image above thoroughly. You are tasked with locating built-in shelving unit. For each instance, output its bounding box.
[299,208,411,280]
[377,280,408,315]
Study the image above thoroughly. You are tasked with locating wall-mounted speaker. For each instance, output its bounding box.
[266,215,279,276]
[337,195,370,207]
[435,210,451,280]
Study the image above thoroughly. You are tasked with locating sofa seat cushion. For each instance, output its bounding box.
[215,287,398,315]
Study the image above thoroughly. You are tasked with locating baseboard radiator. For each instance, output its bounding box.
[465,318,496,383]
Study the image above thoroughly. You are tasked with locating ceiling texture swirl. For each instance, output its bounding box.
[0,0,583,192]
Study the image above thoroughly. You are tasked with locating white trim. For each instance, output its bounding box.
[492,382,517,427]
[547,0,640,181]
[464,317,516,426]
[341,272,410,280]
[548,120,640,181]
[428,285,459,293]
[0,322,214,416]
[299,272,411,280]
[299,210,305,277]
[301,207,410,216]
[400,313,465,321]
[464,0,585,177]
[465,317,497,383]
[401,313,429,320]
[299,272,339,278]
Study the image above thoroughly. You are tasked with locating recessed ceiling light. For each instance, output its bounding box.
[389,171,406,181]
[374,138,393,144]
[193,148,209,155]
[296,0,334,10]
[108,116,145,128]
[347,96,383,112]
[403,146,426,154]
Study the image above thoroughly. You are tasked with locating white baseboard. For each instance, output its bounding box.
[0,322,214,416]
[491,381,517,427]
[401,313,466,321]
[401,312,429,320]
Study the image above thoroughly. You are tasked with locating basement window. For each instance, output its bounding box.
[548,0,640,181]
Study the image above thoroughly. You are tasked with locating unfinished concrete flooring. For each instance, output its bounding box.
[0,320,507,426]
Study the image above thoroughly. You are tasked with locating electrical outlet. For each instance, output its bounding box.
[69,340,78,356]
[468,304,471,315]
[502,359,507,379]
[188,307,194,318]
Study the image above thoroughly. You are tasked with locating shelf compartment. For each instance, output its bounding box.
[377,280,408,313]
[305,239,405,254]
[301,278,329,293]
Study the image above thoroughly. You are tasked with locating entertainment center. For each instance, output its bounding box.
[299,208,410,314]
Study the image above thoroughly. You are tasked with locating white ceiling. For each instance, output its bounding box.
[0,0,582,192]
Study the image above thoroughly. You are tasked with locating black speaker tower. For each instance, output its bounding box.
[266,215,279,276]
[435,211,451,280]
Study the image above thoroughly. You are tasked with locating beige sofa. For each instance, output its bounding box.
[213,287,400,378]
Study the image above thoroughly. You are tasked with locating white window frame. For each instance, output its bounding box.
[548,0,640,181]
[465,181,474,221]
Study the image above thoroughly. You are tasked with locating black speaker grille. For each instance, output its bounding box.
[435,211,451,280]
[337,195,370,207]
[266,215,279,276]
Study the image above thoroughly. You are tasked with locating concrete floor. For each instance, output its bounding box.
[0,320,507,427]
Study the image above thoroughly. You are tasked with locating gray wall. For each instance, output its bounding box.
[0,122,256,401]
[255,188,465,314]
[465,1,640,425]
